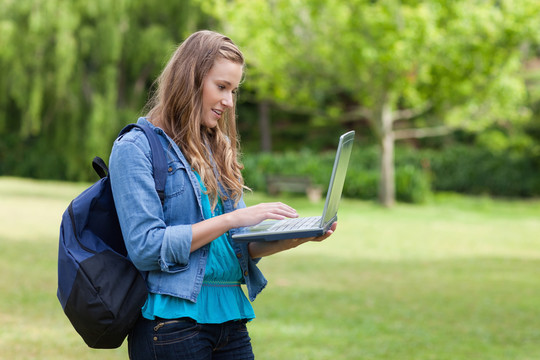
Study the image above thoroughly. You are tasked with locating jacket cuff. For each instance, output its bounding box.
[158,224,193,272]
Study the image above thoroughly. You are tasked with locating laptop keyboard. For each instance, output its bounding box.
[268,216,321,232]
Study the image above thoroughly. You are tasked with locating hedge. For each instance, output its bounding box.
[241,145,540,203]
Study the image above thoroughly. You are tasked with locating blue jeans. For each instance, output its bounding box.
[128,317,254,360]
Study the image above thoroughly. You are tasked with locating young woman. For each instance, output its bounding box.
[109,30,337,360]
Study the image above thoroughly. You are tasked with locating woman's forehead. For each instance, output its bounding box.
[207,58,243,87]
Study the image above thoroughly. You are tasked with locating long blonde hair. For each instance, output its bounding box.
[146,30,246,208]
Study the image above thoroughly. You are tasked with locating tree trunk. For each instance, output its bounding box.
[378,99,395,207]
[258,100,272,152]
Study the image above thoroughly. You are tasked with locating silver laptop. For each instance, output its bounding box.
[232,130,355,242]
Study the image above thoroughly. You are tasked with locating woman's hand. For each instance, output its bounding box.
[248,222,337,258]
[191,202,297,252]
[226,202,298,229]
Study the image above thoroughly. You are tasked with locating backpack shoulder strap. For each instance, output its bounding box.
[118,124,167,204]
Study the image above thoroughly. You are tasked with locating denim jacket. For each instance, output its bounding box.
[109,118,267,302]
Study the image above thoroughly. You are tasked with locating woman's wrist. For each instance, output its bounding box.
[219,211,238,232]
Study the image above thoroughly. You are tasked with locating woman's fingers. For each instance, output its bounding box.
[231,202,298,228]
[300,222,338,243]
[314,222,337,241]
[251,202,298,220]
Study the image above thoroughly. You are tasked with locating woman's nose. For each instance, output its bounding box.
[221,92,233,107]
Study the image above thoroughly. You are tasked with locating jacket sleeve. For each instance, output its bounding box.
[109,132,192,272]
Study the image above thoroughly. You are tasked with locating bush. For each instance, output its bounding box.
[241,147,432,203]
[424,145,540,197]
[395,165,431,203]
[241,144,540,203]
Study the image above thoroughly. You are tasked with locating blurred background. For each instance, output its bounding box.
[1,0,540,206]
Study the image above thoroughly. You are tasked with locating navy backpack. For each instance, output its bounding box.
[57,123,167,349]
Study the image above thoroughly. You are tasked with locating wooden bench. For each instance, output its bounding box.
[266,175,322,202]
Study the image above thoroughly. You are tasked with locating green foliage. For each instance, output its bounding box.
[242,143,540,203]
[204,0,540,205]
[425,145,540,197]
[395,164,432,203]
[0,0,208,181]
[1,0,540,200]
[206,0,540,129]
[242,147,433,203]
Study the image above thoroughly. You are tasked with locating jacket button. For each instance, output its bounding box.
[236,253,242,258]
[244,270,248,276]
[168,167,173,172]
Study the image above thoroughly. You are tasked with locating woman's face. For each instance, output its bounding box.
[201,58,243,129]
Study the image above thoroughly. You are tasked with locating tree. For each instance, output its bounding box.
[202,0,540,206]
[0,0,207,181]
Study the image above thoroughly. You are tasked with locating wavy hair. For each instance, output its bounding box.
[146,30,246,208]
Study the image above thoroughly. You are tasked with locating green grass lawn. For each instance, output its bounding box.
[1,177,540,359]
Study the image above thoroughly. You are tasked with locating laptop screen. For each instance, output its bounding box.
[321,131,355,226]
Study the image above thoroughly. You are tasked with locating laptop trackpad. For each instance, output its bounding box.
[244,220,279,233]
